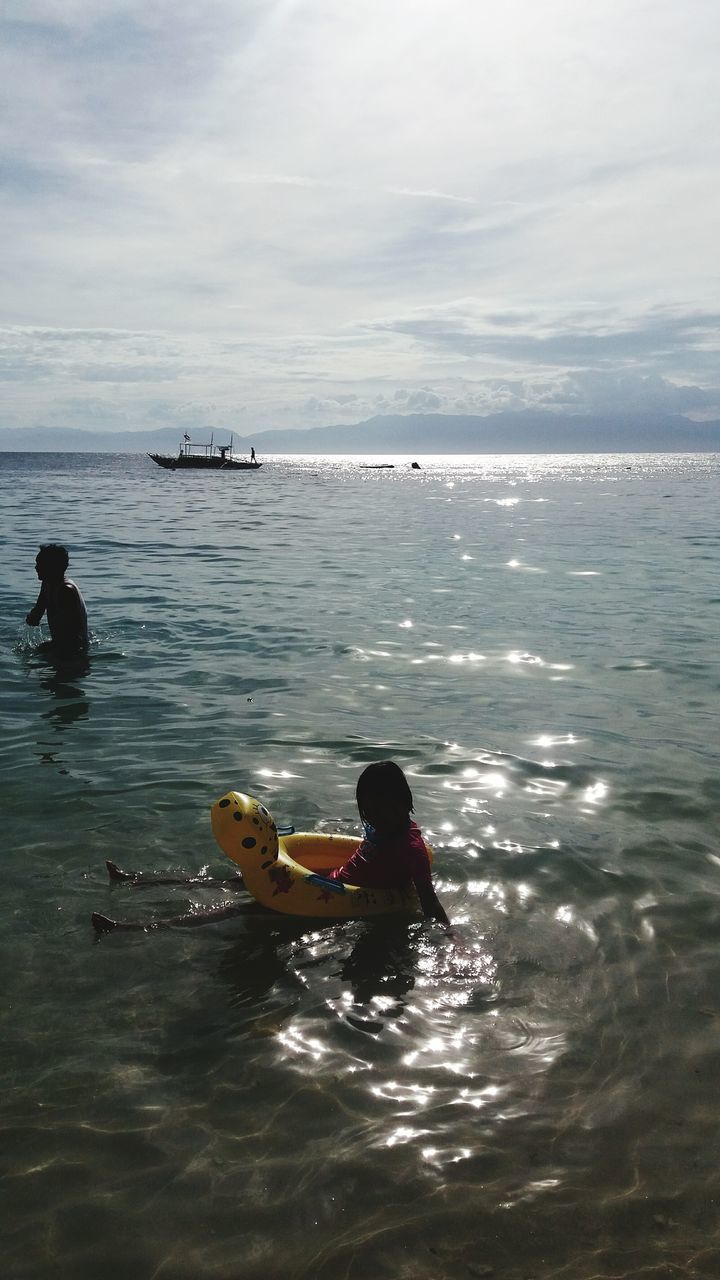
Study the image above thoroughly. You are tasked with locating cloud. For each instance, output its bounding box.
[2,303,719,432]
[362,302,720,383]
[299,365,720,426]
[2,1,719,432]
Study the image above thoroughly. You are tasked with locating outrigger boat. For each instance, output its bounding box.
[148,434,261,471]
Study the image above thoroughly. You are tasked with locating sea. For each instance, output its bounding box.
[1,449,718,1280]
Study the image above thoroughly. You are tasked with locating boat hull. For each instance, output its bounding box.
[148,453,261,470]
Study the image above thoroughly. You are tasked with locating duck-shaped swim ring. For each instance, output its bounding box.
[211,791,431,919]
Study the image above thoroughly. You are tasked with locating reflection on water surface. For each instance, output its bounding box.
[1,452,719,1278]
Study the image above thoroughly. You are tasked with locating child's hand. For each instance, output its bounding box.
[445,924,474,957]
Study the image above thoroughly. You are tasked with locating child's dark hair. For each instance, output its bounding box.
[356,760,414,817]
[38,544,70,574]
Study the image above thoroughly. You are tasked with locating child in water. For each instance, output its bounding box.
[26,543,89,657]
[327,761,451,926]
[92,760,452,932]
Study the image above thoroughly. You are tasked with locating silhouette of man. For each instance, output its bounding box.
[26,544,89,656]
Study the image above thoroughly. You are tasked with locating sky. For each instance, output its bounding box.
[2,0,719,435]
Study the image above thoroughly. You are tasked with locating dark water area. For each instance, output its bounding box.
[1,450,719,1279]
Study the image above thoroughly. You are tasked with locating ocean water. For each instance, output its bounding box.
[1,449,719,1280]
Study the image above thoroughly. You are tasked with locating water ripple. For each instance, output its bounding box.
[1,451,719,1278]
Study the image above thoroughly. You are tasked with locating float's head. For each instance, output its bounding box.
[211,791,279,869]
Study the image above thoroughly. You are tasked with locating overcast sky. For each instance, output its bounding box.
[2,0,719,434]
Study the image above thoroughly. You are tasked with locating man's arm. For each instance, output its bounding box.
[26,587,46,626]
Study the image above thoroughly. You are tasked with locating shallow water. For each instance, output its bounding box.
[1,450,719,1279]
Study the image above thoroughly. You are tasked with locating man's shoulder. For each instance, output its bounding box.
[59,580,88,616]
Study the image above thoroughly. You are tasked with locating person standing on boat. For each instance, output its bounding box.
[250,447,257,464]
[26,543,89,657]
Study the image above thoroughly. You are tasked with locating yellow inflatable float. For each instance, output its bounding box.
[211,790,432,919]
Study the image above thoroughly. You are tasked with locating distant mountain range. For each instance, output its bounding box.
[1,411,719,454]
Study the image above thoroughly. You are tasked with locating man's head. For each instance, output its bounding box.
[36,544,70,581]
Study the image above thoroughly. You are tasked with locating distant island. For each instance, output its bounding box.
[1,410,719,454]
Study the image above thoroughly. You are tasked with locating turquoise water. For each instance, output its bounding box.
[1,450,719,1280]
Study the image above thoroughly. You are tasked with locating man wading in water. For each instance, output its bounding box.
[26,543,89,658]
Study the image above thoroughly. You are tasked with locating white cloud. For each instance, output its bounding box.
[2,0,719,432]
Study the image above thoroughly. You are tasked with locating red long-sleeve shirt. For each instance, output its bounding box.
[328,821,432,891]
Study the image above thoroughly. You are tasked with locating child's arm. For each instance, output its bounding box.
[415,869,473,947]
[26,587,46,626]
[416,878,451,928]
